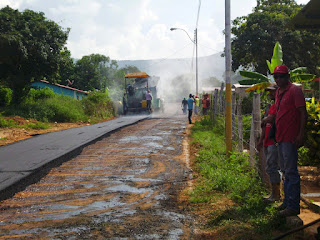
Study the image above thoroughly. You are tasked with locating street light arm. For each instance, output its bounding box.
[170,27,194,43]
[170,26,198,96]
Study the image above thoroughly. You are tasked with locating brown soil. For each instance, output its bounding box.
[0,116,116,146]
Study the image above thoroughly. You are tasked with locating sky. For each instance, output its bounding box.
[0,0,310,61]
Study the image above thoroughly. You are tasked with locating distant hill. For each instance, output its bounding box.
[117,52,225,82]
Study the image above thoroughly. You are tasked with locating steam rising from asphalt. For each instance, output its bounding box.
[146,54,225,114]
[111,54,226,115]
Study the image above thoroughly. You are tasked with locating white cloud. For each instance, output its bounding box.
[0,0,22,9]
[1,0,312,61]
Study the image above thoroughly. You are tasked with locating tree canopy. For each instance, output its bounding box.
[0,6,143,103]
[73,54,110,91]
[231,0,320,76]
[0,6,69,102]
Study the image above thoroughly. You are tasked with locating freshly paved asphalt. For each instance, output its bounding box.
[0,115,149,201]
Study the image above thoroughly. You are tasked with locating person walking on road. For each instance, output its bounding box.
[273,65,307,217]
[181,98,188,115]
[257,83,281,203]
[187,94,195,124]
[145,90,153,113]
[194,96,200,115]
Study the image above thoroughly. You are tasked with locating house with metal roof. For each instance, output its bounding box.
[31,80,88,100]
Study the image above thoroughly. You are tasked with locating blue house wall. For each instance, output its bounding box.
[31,81,88,100]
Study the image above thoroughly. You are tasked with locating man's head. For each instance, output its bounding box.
[272,65,290,88]
[265,83,278,101]
[148,90,151,93]
[189,94,193,98]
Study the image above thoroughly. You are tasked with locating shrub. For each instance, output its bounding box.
[0,88,13,107]
[25,87,56,103]
[4,95,88,123]
[1,88,114,123]
[300,98,320,166]
[81,90,114,119]
[0,116,15,128]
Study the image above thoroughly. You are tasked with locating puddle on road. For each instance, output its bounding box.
[107,184,149,194]
[120,136,163,142]
[144,142,163,148]
[166,147,175,151]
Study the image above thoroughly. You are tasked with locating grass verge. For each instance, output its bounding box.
[0,115,50,129]
[189,116,287,239]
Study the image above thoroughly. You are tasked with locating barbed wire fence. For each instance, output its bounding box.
[204,83,269,186]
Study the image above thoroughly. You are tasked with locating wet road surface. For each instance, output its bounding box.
[0,115,193,239]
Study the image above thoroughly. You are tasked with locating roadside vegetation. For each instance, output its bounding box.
[0,87,114,127]
[189,116,287,239]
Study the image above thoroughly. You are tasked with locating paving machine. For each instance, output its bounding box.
[123,72,163,114]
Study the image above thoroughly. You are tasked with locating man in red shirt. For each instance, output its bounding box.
[202,94,208,115]
[273,65,307,217]
[258,83,281,203]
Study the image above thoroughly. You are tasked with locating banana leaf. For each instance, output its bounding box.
[267,42,283,73]
[245,82,271,93]
[238,79,261,85]
[239,70,270,82]
[291,67,308,74]
[290,73,315,83]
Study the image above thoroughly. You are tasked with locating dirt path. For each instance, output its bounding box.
[0,116,194,239]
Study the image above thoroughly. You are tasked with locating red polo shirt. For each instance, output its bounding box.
[264,104,276,147]
[275,82,306,143]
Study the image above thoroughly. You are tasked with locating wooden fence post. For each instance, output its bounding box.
[218,82,224,115]
[213,89,218,121]
[249,93,262,168]
[237,95,243,152]
[249,117,256,166]
[232,92,236,141]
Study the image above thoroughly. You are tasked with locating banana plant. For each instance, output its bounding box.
[266,41,283,74]
[239,42,315,92]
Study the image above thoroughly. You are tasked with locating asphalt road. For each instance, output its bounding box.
[0,112,193,239]
[0,115,149,201]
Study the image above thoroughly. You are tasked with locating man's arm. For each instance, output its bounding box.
[261,114,275,128]
[295,106,307,148]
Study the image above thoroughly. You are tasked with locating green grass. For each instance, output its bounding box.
[0,115,50,129]
[190,117,286,239]
[24,122,50,130]
[0,117,16,128]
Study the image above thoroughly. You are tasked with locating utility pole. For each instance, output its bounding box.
[195,28,198,96]
[225,0,232,156]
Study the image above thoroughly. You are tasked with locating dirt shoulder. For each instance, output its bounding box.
[0,116,116,146]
